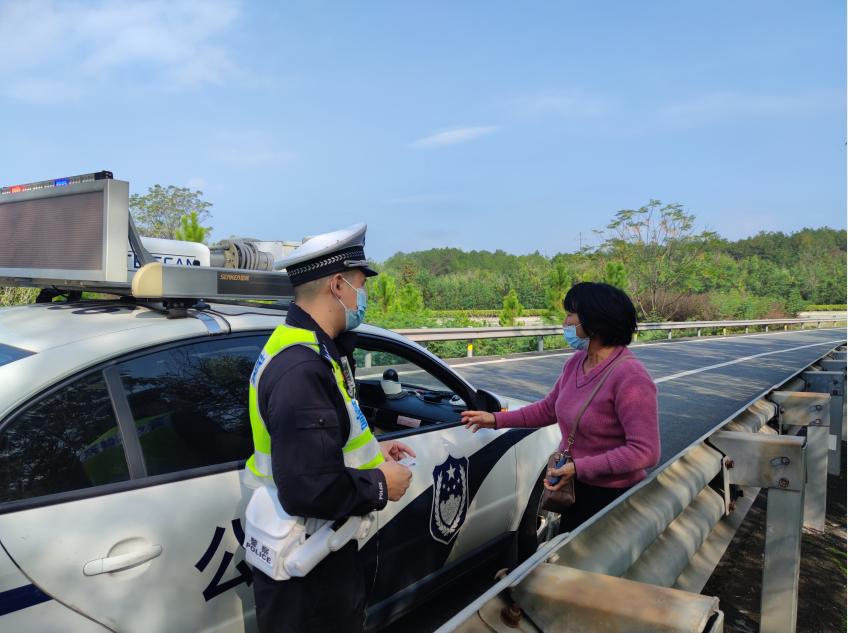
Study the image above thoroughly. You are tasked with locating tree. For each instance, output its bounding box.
[603,261,628,290]
[130,185,212,239]
[499,289,524,326]
[542,262,572,323]
[395,283,425,314]
[602,199,715,320]
[174,211,210,243]
[369,273,397,314]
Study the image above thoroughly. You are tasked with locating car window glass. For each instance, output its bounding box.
[0,372,129,503]
[118,336,265,476]
[353,349,454,393]
[352,345,467,435]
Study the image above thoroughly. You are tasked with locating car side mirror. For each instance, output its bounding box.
[475,389,503,413]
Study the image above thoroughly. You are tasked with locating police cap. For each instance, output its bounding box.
[275,223,378,287]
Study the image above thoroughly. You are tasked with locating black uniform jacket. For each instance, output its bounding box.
[257,304,387,520]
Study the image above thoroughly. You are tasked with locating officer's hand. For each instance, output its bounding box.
[460,410,496,432]
[380,440,416,462]
[378,461,412,501]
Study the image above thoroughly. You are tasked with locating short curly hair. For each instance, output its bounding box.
[563,282,638,346]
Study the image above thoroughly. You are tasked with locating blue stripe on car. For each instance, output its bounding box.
[0,584,52,616]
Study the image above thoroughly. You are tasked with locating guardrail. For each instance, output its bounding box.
[437,345,847,633]
[396,316,848,356]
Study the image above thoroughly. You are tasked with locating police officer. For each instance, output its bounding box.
[245,224,414,633]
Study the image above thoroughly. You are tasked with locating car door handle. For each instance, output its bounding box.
[83,545,163,576]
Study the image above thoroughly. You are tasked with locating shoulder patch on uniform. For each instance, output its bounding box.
[250,350,268,387]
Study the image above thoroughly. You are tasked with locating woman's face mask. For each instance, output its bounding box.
[563,314,589,350]
[337,277,367,331]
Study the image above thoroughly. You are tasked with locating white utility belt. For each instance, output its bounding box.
[242,485,375,581]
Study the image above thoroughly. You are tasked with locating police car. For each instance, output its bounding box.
[0,174,560,632]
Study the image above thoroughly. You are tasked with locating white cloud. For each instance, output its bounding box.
[209,131,295,168]
[410,126,499,149]
[658,92,837,123]
[187,177,207,190]
[0,0,242,102]
[507,92,612,118]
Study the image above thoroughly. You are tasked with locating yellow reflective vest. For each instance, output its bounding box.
[246,324,384,485]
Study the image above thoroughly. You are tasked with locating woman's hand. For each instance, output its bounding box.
[380,440,416,462]
[543,461,576,491]
[460,410,497,432]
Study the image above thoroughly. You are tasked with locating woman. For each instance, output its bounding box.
[461,282,659,532]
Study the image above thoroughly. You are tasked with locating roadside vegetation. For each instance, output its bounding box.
[2,190,845,360]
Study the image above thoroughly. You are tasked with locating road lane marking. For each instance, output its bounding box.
[654,339,844,383]
[445,328,844,370]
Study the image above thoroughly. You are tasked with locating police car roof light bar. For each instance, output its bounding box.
[132,262,294,301]
[1,171,113,195]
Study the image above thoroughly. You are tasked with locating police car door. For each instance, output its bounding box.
[350,336,519,616]
[0,335,266,633]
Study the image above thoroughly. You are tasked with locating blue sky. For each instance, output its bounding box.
[1,1,845,260]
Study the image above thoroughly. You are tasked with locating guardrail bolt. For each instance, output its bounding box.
[501,604,523,627]
[725,458,735,469]
[778,478,790,489]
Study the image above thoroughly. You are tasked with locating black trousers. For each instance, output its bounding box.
[558,480,629,534]
[253,538,379,633]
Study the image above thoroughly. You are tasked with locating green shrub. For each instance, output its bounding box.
[805,304,847,311]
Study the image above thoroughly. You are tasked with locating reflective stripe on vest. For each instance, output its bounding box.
[246,324,384,481]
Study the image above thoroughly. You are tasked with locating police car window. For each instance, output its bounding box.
[0,343,33,367]
[118,336,265,476]
[0,372,129,503]
[352,346,468,434]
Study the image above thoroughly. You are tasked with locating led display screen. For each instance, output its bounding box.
[0,178,129,283]
[0,191,104,270]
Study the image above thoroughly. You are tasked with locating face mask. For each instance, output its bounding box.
[563,324,589,350]
[337,277,367,331]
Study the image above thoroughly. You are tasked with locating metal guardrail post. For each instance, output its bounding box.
[802,370,845,476]
[709,432,806,633]
[770,391,831,530]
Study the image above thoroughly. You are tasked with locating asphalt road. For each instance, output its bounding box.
[382,328,846,632]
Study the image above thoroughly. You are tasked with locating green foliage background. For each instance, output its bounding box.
[2,191,845,357]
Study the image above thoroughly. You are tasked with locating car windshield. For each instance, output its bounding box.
[0,343,33,367]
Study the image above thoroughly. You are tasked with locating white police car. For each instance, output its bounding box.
[0,173,560,632]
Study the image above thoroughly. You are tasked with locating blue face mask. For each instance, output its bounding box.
[338,278,367,331]
[563,324,589,350]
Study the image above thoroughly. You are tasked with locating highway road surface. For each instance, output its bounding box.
[382,327,846,632]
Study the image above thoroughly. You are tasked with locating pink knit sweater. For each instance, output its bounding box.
[494,346,660,488]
